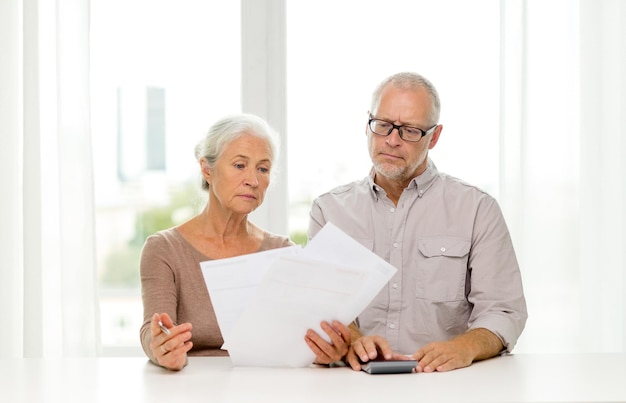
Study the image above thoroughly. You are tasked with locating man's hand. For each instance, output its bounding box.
[346,335,392,370]
[304,320,352,364]
[413,328,503,372]
[344,335,413,371]
[413,339,474,372]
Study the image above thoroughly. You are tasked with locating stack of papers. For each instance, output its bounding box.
[200,222,397,367]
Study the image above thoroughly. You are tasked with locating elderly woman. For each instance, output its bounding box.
[139,113,293,370]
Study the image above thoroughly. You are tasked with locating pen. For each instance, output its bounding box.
[158,320,171,335]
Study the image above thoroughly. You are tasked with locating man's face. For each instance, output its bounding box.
[367,85,440,185]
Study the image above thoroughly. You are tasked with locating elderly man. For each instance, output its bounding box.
[305,72,527,373]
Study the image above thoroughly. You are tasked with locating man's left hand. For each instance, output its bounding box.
[413,328,504,372]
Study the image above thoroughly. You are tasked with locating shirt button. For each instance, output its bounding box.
[440,247,446,252]
[392,283,398,289]
[389,323,396,329]
[393,242,399,248]
[390,207,395,213]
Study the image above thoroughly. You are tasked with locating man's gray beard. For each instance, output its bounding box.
[373,161,406,181]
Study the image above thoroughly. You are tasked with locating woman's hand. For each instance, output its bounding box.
[149,313,193,370]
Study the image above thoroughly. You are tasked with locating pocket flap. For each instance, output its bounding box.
[417,237,470,258]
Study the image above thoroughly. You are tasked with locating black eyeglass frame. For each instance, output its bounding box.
[368,114,437,142]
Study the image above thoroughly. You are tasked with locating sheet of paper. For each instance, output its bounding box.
[200,245,301,341]
[201,222,397,367]
[226,254,371,367]
[301,222,399,317]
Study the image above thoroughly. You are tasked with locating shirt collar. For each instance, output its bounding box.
[411,158,439,197]
[367,158,439,199]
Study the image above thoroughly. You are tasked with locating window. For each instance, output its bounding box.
[286,0,501,240]
[92,1,625,355]
[92,0,500,354]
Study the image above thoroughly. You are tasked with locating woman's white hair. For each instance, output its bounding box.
[194,113,280,190]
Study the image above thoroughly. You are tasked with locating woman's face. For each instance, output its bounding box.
[204,133,273,215]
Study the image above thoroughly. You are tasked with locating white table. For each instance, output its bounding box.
[2,354,625,402]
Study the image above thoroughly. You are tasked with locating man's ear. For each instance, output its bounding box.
[428,125,443,149]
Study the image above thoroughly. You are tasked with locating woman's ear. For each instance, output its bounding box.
[200,158,211,183]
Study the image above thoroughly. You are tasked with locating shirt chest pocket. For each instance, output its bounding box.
[414,237,470,302]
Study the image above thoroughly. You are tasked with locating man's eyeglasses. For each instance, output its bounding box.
[368,115,437,142]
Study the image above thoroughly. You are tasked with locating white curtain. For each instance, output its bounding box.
[578,0,625,352]
[0,0,100,357]
[501,0,625,353]
[1,0,623,358]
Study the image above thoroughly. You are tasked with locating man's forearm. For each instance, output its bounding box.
[453,328,504,362]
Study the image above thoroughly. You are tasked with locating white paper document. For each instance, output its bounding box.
[200,222,397,367]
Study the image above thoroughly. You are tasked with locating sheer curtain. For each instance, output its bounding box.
[0,0,99,357]
[1,0,623,358]
[578,0,625,352]
[501,0,625,353]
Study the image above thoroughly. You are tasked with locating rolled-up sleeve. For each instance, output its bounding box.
[466,196,528,352]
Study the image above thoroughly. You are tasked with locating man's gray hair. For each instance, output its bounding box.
[370,72,441,125]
